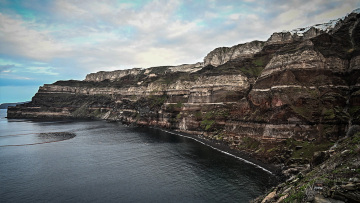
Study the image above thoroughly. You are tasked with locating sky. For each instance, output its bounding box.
[0,0,359,103]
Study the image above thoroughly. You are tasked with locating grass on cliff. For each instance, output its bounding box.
[237,56,267,77]
[287,134,359,202]
[260,131,360,203]
[289,87,349,124]
[71,103,90,117]
[196,109,229,132]
[239,66,264,78]
[200,119,215,131]
[167,102,184,112]
[147,95,168,109]
[285,139,334,159]
[148,66,171,75]
[239,137,261,150]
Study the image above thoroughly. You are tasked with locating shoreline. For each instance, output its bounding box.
[148,126,282,177]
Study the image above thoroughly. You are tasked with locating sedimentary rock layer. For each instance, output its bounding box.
[8,10,360,169]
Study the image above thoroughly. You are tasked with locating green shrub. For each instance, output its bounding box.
[201,119,215,131]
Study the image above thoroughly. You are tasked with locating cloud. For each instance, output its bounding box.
[0,64,15,72]
[26,66,59,75]
[264,0,360,33]
[313,2,359,22]
[0,0,359,79]
[0,13,68,61]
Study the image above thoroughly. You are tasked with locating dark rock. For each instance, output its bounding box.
[346,125,360,137]
[314,194,345,203]
[295,145,303,150]
[312,151,330,166]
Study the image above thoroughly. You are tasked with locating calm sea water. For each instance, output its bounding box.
[0,109,277,202]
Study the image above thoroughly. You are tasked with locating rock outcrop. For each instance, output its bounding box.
[252,130,360,203]
[85,68,143,82]
[203,40,265,67]
[85,63,205,82]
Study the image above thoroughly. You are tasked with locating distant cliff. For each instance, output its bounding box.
[8,9,360,202]
[0,102,29,109]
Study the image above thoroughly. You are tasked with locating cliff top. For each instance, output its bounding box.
[84,8,359,82]
[281,8,360,36]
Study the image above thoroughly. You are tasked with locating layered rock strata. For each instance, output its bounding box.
[8,10,360,189]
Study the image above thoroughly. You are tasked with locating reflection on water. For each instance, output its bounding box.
[38,132,76,142]
[0,109,277,202]
[0,131,76,147]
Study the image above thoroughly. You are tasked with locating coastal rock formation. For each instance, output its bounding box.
[85,62,205,82]
[9,9,360,142]
[203,40,264,66]
[252,130,360,203]
[8,10,360,202]
[85,68,143,82]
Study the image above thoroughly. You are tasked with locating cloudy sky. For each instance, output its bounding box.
[0,0,359,103]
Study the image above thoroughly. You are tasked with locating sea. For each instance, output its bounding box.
[0,109,277,202]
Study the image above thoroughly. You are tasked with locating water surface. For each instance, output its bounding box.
[0,109,277,202]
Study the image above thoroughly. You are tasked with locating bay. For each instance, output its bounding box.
[0,109,277,202]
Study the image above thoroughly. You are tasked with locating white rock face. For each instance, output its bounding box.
[168,62,204,73]
[41,73,250,105]
[85,68,143,82]
[259,49,349,80]
[85,63,205,82]
[203,41,264,67]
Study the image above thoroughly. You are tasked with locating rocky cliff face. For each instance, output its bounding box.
[203,40,265,67]
[253,128,360,202]
[85,68,143,82]
[8,10,360,201]
[85,63,204,82]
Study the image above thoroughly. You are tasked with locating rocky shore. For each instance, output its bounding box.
[252,126,360,203]
[153,127,281,175]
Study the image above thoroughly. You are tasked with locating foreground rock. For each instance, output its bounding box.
[252,130,360,202]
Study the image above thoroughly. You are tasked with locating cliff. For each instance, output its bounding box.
[203,40,265,67]
[7,9,360,202]
[0,102,29,109]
